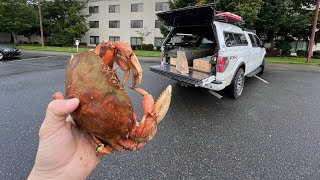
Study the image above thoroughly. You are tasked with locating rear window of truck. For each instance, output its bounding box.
[224,32,248,47]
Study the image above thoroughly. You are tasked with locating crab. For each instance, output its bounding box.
[53,40,172,154]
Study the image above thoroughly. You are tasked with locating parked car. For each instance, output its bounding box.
[150,4,266,99]
[0,45,21,60]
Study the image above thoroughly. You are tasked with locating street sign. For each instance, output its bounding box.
[75,40,80,52]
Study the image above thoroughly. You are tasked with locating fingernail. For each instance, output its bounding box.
[66,98,79,107]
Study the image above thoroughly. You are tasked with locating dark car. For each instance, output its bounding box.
[0,45,21,60]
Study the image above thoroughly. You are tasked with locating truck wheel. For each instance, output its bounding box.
[229,68,245,99]
[258,58,265,75]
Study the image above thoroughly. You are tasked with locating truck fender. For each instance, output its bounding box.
[231,62,246,81]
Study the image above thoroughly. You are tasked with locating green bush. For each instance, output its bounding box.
[313,51,320,59]
[131,45,140,50]
[131,44,154,51]
[79,42,87,46]
[266,49,281,57]
[296,50,307,57]
[142,44,154,51]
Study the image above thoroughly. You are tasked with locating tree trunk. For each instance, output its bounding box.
[11,32,18,44]
[27,35,32,44]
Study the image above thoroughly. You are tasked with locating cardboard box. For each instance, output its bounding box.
[193,57,212,72]
[170,57,177,66]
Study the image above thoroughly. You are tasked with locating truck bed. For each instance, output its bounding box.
[150,64,212,85]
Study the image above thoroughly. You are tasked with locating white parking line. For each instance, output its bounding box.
[7,56,55,62]
[254,75,269,84]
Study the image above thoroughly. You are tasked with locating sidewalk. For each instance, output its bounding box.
[21,49,161,63]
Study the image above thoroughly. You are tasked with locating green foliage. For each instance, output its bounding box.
[275,36,294,56]
[313,50,320,59]
[160,25,170,37]
[0,0,39,43]
[296,50,308,57]
[169,0,197,9]
[42,0,89,46]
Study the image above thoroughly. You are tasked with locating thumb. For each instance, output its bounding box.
[41,98,79,132]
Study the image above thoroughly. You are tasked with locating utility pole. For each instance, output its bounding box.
[38,0,44,48]
[307,0,320,63]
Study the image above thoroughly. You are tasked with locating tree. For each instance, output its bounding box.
[135,26,152,49]
[160,25,170,38]
[0,0,39,44]
[169,0,198,9]
[42,0,89,46]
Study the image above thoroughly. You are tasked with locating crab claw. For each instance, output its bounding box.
[120,85,172,151]
[154,85,172,123]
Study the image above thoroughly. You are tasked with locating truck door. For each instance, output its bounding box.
[248,34,262,70]
[253,35,265,67]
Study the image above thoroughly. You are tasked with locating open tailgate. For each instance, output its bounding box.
[157,4,215,27]
[150,64,213,85]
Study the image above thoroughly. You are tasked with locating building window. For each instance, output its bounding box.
[109,5,120,13]
[89,6,99,14]
[154,37,165,47]
[131,3,143,12]
[155,20,163,28]
[89,21,99,28]
[109,36,120,42]
[131,20,143,28]
[155,2,169,11]
[131,37,143,45]
[90,36,99,45]
[109,21,120,28]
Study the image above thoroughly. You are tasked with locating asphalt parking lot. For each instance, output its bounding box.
[0,53,320,179]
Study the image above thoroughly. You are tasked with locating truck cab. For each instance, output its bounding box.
[150,4,266,99]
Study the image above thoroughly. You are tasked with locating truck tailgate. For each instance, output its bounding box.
[150,64,212,85]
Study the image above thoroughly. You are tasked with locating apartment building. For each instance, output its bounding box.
[81,0,170,47]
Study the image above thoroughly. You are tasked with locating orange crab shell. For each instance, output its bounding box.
[65,51,134,141]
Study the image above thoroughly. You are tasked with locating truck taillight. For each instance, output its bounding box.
[217,57,229,73]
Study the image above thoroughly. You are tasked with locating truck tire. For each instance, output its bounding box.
[258,58,265,75]
[229,68,245,99]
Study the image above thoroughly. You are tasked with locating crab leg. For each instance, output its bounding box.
[114,53,131,86]
[120,85,172,151]
[91,134,113,154]
[128,54,143,88]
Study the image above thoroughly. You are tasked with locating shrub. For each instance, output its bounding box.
[142,44,154,51]
[131,44,154,51]
[131,45,140,50]
[266,49,281,57]
[296,50,307,57]
[79,42,87,46]
[313,51,320,59]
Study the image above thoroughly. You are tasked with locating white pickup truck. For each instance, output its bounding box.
[150,4,266,99]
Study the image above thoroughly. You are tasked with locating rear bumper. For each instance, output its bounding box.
[150,64,229,91]
[200,80,227,91]
[150,64,213,85]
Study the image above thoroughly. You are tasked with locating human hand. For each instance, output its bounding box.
[28,97,101,180]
